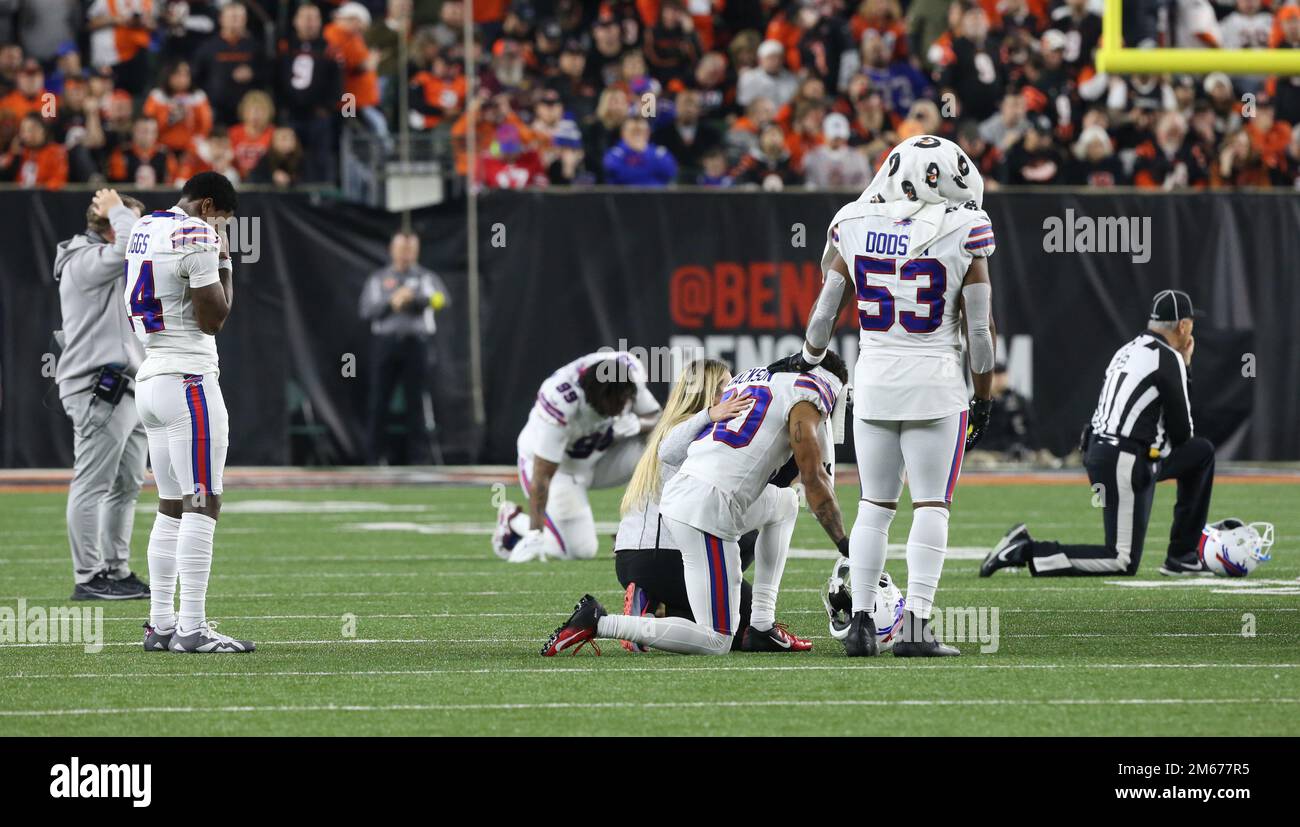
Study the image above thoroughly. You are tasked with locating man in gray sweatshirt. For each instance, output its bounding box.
[54,189,151,600]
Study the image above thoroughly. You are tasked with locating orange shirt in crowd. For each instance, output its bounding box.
[765,12,803,71]
[228,123,273,177]
[324,22,380,109]
[473,0,509,24]
[410,71,466,128]
[0,90,51,122]
[142,90,214,152]
[450,110,536,176]
[108,145,176,186]
[89,0,154,66]
[1245,118,1292,169]
[8,143,68,188]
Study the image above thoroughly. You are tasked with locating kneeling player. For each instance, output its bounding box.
[494,351,661,562]
[610,357,804,651]
[542,352,850,656]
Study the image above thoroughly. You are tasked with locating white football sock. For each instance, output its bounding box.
[146,512,181,630]
[176,513,217,632]
[905,506,950,620]
[749,507,797,632]
[597,614,729,656]
[850,500,895,613]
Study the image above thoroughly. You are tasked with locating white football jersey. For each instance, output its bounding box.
[831,204,995,420]
[123,206,223,381]
[660,366,841,537]
[517,351,660,470]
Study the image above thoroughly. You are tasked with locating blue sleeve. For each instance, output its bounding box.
[657,149,678,184]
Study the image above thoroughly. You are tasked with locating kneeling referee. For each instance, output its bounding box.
[982,289,1215,577]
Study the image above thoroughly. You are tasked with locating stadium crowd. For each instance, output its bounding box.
[2,0,1300,191]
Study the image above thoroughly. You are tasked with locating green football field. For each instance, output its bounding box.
[1,477,1297,736]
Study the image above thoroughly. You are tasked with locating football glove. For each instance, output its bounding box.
[965,397,993,451]
[506,529,550,563]
[611,411,642,439]
[767,351,819,375]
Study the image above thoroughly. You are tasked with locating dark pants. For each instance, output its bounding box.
[1026,436,1215,576]
[365,335,435,465]
[289,114,339,184]
[615,533,757,651]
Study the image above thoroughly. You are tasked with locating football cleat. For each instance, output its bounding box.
[492,500,523,560]
[891,611,959,657]
[980,523,1031,577]
[168,621,255,653]
[541,594,607,657]
[620,582,651,653]
[142,623,173,652]
[1159,552,1215,577]
[741,622,812,652]
[71,572,147,601]
[842,611,879,657]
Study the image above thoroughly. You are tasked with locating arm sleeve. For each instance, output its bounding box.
[962,281,995,374]
[806,268,846,351]
[658,409,711,467]
[358,274,389,321]
[82,206,139,286]
[1157,347,1194,447]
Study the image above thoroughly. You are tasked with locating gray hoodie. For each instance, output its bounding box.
[53,204,145,400]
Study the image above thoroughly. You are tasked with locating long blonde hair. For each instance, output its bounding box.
[620,358,731,516]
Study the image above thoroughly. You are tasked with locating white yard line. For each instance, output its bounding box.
[3,663,1296,681]
[2,697,1297,718]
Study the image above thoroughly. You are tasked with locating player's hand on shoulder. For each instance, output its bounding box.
[965,396,993,451]
[708,392,751,422]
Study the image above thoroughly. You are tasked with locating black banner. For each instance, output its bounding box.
[1,188,1296,467]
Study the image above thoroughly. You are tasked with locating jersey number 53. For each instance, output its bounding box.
[854,255,947,334]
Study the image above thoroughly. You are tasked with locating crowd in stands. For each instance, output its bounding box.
[2,0,1300,191]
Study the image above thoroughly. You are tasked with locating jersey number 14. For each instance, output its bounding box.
[127,260,165,333]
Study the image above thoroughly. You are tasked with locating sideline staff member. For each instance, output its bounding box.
[54,189,151,600]
[982,289,1215,577]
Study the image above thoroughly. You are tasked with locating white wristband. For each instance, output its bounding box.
[802,343,825,366]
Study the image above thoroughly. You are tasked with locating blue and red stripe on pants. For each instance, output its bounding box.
[704,533,731,635]
[183,376,212,496]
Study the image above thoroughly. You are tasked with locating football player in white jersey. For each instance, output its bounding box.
[772,135,998,657]
[541,352,850,656]
[493,351,662,563]
[127,172,253,654]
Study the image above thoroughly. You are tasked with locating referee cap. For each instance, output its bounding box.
[1150,289,1201,322]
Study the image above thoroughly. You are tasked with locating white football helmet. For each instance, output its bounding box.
[824,559,906,651]
[1198,519,1275,577]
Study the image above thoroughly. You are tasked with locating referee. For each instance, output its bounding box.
[981,289,1215,577]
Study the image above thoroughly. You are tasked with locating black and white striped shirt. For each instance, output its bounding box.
[1091,331,1193,453]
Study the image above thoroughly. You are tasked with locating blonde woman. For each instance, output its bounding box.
[609,359,752,651]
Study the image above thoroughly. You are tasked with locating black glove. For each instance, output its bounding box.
[767,351,818,375]
[965,397,993,451]
[836,536,850,558]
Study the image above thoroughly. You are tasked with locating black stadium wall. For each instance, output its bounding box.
[1,188,1296,468]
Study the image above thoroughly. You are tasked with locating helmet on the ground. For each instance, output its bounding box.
[824,559,906,651]
[1198,518,1275,577]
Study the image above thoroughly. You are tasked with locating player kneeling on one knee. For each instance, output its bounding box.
[542,353,852,656]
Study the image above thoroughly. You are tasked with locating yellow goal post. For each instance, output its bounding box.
[1095,0,1300,74]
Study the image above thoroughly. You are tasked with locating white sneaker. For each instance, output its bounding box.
[168,621,255,653]
[492,500,523,560]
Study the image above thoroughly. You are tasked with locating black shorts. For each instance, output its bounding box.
[614,546,753,643]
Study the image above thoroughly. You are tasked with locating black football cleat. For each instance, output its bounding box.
[1159,552,1215,577]
[541,594,607,656]
[891,611,960,657]
[980,523,1031,577]
[71,572,144,601]
[741,622,813,652]
[842,611,879,657]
